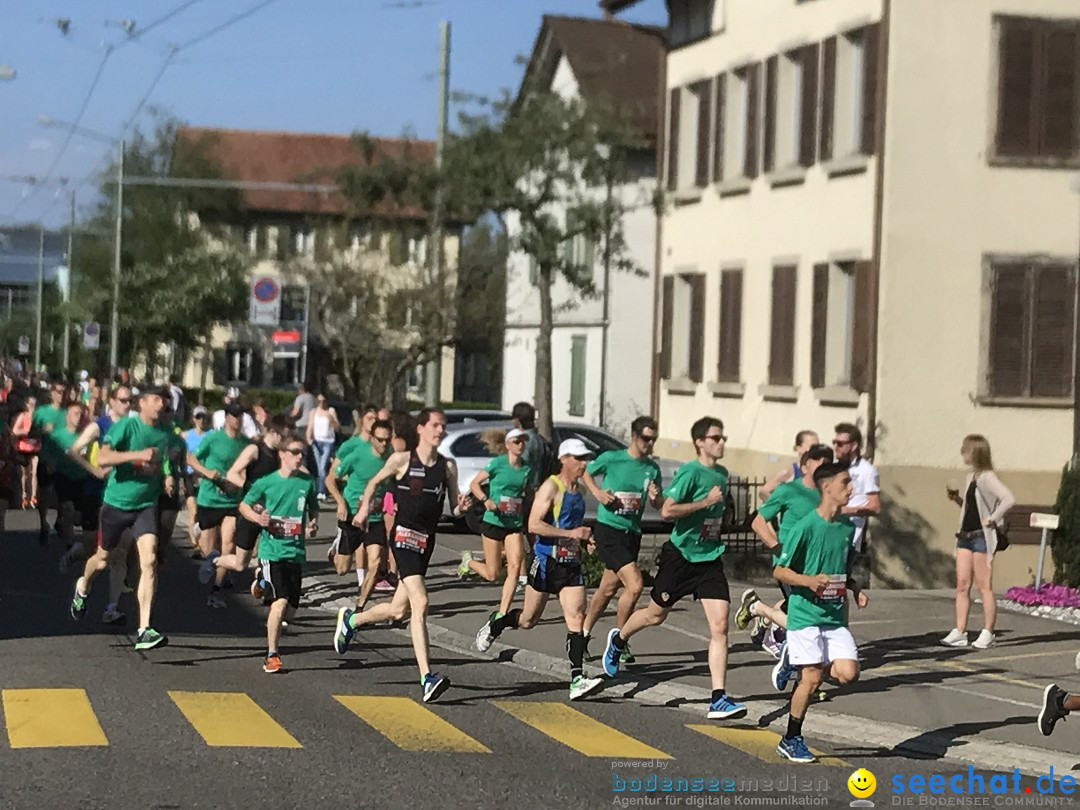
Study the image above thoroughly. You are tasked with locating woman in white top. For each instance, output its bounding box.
[306,393,340,500]
[942,434,1015,650]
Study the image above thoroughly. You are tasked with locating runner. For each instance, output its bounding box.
[13,394,39,509]
[183,406,211,553]
[69,384,174,650]
[326,419,392,609]
[771,462,868,763]
[238,434,318,673]
[212,387,259,438]
[832,423,880,584]
[1038,684,1080,737]
[601,416,747,720]
[332,407,471,703]
[473,438,605,700]
[458,427,532,616]
[760,430,820,501]
[581,416,663,663]
[53,401,105,571]
[13,379,67,544]
[335,405,377,465]
[157,402,190,567]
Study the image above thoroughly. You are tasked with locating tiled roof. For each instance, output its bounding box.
[176,127,435,219]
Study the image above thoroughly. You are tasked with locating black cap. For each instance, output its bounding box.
[224,400,246,418]
[141,383,171,400]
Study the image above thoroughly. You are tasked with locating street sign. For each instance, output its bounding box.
[249,275,281,326]
[17,335,29,356]
[83,322,100,350]
[272,329,302,358]
[1031,512,1060,530]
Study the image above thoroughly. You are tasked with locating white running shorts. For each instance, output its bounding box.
[786,625,858,666]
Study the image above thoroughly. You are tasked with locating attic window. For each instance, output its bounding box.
[670,0,714,48]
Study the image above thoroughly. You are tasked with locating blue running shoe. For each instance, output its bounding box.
[706,694,748,720]
[198,549,220,585]
[776,734,816,763]
[602,628,623,678]
[422,672,450,703]
[771,641,795,691]
[334,607,356,655]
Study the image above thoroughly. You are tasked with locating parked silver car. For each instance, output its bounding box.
[437,420,684,531]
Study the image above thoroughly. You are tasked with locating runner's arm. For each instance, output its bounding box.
[660,486,724,520]
[326,462,348,520]
[357,452,409,518]
[68,422,101,456]
[750,513,780,552]
[773,564,829,592]
[446,460,470,517]
[187,452,219,482]
[225,444,257,489]
[469,469,493,508]
[580,471,615,507]
[96,443,153,467]
[759,465,793,501]
[841,492,880,519]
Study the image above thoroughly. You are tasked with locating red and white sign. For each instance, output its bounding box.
[272,329,302,358]
[249,276,282,326]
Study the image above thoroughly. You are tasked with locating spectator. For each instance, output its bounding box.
[306,392,340,500]
[290,382,317,432]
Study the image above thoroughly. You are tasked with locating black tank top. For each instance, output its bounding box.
[245,442,278,491]
[394,450,448,533]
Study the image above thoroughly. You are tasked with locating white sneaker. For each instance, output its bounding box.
[972,629,995,649]
[941,628,969,647]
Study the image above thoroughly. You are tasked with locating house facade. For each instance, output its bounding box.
[501,16,665,438]
[604,0,1080,588]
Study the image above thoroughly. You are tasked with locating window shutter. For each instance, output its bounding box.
[660,275,674,379]
[1041,26,1079,158]
[713,74,726,182]
[851,260,873,392]
[763,56,778,173]
[744,63,761,179]
[820,37,837,161]
[718,269,742,382]
[996,20,1040,157]
[800,44,820,167]
[769,265,796,386]
[694,80,712,188]
[988,263,1030,397]
[811,263,829,389]
[667,88,681,191]
[1031,264,1075,397]
[860,24,880,156]
[689,274,706,383]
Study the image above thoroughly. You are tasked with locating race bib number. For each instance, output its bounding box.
[498,496,523,517]
[556,537,580,564]
[613,491,642,515]
[699,518,723,542]
[394,526,430,554]
[268,516,301,539]
[132,459,161,478]
[817,575,847,603]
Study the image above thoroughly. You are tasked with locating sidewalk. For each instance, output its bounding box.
[304,526,1080,776]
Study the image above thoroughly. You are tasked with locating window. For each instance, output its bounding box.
[557,427,625,455]
[717,269,743,382]
[987,260,1076,399]
[994,17,1080,163]
[820,25,879,160]
[667,80,713,192]
[451,432,495,459]
[714,65,760,182]
[669,0,714,48]
[768,265,797,386]
[272,356,300,387]
[408,233,428,266]
[528,254,539,286]
[569,335,587,417]
[764,45,819,172]
[280,285,306,323]
[742,63,761,178]
[293,225,314,257]
[660,272,706,382]
[225,344,255,384]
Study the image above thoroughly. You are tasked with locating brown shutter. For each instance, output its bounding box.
[713,74,726,182]
[860,24,880,156]
[851,260,873,392]
[800,44,820,167]
[688,274,706,383]
[718,269,743,382]
[660,275,674,379]
[744,63,761,178]
[996,20,1040,157]
[694,80,712,187]
[1041,26,1079,158]
[988,263,1030,397]
[820,37,836,161]
[769,265,797,386]
[810,263,829,389]
[1031,264,1075,397]
[763,56,778,173]
[667,88,681,191]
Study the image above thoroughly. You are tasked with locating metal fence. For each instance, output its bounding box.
[722,476,769,554]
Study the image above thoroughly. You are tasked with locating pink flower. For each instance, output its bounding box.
[1004,584,1080,608]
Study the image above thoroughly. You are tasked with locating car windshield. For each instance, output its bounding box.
[450,431,496,458]
[559,427,625,454]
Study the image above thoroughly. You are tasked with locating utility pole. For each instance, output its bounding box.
[424,20,450,408]
[1073,184,1080,463]
[63,190,74,372]
[299,281,311,387]
[108,139,124,375]
[34,226,44,372]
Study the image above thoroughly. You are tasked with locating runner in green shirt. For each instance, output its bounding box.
[326,418,393,610]
[770,461,868,764]
[239,434,319,674]
[581,416,664,664]
[602,416,748,722]
[13,379,67,544]
[54,401,107,572]
[334,405,377,465]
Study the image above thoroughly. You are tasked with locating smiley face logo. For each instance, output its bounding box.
[848,768,876,799]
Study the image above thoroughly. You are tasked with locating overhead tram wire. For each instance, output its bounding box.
[174,0,283,53]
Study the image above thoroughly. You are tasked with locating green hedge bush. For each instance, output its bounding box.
[1053,462,1080,588]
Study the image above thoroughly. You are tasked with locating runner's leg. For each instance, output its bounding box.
[498,533,526,615]
[583,569,620,637]
[466,534,504,582]
[134,532,158,630]
[701,598,732,692]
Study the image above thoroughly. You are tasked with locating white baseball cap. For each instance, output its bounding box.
[505,428,527,441]
[558,438,594,459]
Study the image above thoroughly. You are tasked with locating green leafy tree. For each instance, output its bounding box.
[1052,463,1080,587]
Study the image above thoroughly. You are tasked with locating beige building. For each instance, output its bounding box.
[604,0,1080,588]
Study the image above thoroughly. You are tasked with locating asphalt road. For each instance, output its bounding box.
[0,508,1065,809]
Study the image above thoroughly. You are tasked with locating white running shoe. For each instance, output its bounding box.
[971,629,995,649]
[941,628,969,647]
[569,675,604,701]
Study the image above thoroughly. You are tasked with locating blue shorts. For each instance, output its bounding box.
[956,533,988,553]
[528,553,583,594]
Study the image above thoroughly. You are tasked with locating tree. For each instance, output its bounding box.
[455,219,508,402]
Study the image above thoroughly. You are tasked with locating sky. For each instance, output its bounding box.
[0,0,666,229]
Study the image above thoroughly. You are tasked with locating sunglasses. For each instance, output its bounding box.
[372,435,392,443]
[833,439,852,447]
[115,397,131,404]
[703,434,727,442]
[507,437,526,445]
[638,434,657,443]
[283,447,305,455]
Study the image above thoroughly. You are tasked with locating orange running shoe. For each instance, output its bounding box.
[263,654,283,674]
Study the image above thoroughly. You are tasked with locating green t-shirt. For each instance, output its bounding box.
[195,430,250,508]
[335,435,370,465]
[664,459,729,563]
[333,445,388,522]
[242,470,317,563]
[482,454,532,530]
[32,405,66,465]
[52,425,88,481]
[757,479,820,561]
[776,510,856,631]
[586,449,662,533]
[101,417,174,511]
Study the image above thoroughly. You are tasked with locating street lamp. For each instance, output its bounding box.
[38,116,124,374]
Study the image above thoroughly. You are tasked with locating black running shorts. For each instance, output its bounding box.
[234,516,260,552]
[650,541,730,609]
[99,503,159,551]
[261,559,302,608]
[389,523,435,579]
[592,522,642,573]
[196,505,237,531]
[527,553,583,595]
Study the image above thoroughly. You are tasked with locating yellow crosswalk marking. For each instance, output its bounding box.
[687,724,848,767]
[168,691,301,748]
[334,696,490,753]
[494,701,672,759]
[2,688,108,748]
